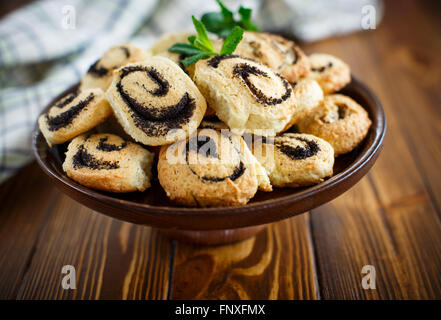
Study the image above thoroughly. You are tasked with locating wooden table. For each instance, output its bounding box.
[1,0,440,300]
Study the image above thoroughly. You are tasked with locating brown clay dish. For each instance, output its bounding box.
[33,76,386,231]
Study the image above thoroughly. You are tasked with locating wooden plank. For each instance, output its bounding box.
[311,177,441,299]
[305,0,441,299]
[311,179,408,299]
[170,214,319,300]
[0,163,58,299]
[16,193,172,300]
[366,0,441,213]
[311,189,441,301]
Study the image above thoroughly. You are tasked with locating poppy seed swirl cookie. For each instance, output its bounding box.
[158,129,270,207]
[63,133,154,192]
[250,133,334,187]
[297,94,372,156]
[234,32,310,83]
[80,43,149,91]
[38,88,112,146]
[193,55,296,133]
[106,56,207,146]
[305,53,351,94]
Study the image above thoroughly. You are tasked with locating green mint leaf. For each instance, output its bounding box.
[219,29,233,39]
[192,16,214,51]
[193,38,215,53]
[187,35,197,45]
[239,20,259,32]
[220,26,243,55]
[201,1,259,37]
[168,43,204,56]
[181,52,212,66]
[201,12,234,34]
[238,6,252,21]
[238,6,259,32]
[216,0,234,23]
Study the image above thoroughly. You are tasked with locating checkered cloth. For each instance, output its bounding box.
[0,0,379,184]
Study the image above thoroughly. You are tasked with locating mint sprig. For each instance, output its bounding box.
[201,0,259,38]
[191,16,215,52]
[220,26,243,55]
[168,16,243,66]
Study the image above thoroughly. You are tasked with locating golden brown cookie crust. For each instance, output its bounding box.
[234,32,310,83]
[38,88,112,146]
[297,94,372,156]
[251,133,334,187]
[62,133,154,192]
[305,53,351,94]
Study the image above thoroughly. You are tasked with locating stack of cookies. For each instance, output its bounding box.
[38,32,371,207]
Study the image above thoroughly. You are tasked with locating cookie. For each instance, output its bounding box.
[297,94,372,156]
[250,133,334,187]
[233,32,310,83]
[106,56,207,146]
[80,43,149,91]
[304,53,351,94]
[38,88,112,146]
[282,79,324,131]
[157,128,270,207]
[62,133,154,192]
[193,55,296,133]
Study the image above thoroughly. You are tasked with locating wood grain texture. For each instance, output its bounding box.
[170,215,318,300]
[16,193,172,300]
[0,163,58,299]
[311,178,441,299]
[369,0,441,213]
